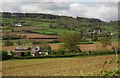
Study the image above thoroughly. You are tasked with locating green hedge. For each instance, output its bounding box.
[2,50,13,60]
[14,50,120,59]
[14,55,76,59]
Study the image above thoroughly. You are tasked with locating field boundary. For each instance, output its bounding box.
[13,51,120,59]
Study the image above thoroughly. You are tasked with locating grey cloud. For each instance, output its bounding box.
[2,2,22,12]
[1,2,118,21]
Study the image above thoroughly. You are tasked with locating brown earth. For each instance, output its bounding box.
[1,42,119,52]
[14,27,46,31]
[2,32,57,39]
[2,55,118,76]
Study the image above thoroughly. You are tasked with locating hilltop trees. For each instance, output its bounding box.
[60,32,81,52]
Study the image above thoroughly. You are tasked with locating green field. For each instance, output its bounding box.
[31,28,76,35]
[31,22,50,28]
[101,25,118,34]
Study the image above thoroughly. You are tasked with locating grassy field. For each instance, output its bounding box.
[2,55,118,76]
[31,28,76,35]
[31,22,50,28]
[101,25,118,34]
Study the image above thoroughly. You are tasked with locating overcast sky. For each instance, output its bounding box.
[0,0,119,21]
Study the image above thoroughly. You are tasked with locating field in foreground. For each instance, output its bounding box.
[2,55,118,76]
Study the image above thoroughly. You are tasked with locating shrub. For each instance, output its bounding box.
[56,49,65,55]
[50,49,65,55]
[92,37,98,41]
[50,50,57,55]
[2,50,13,60]
[24,51,31,56]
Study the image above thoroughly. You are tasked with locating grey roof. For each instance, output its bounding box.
[15,46,31,50]
[40,50,49,52]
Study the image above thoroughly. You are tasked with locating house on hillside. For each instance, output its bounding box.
[92,29,101,35]
[14,46,49,57]
[14,46,31,57]
[31,46,49,56]
[14,22,22,27]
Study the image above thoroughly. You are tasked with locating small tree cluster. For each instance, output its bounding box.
[50,49,65,55]
[60,32,81,52]
[100,37,111,47]
[24,51,31,56]
[2,50,13,60]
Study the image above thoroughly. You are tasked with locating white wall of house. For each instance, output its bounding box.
[14,23,22,27]
[31,54,35,56]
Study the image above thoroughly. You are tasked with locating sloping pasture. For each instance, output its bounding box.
[2,55,118,76]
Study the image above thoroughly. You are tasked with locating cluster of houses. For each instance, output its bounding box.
[13,46,49,57]
[14,22,22,27]
[13,22,27,27]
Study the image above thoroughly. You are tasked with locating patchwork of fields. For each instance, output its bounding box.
[1,14,119,76]
[2,55,118,76]
[1,42,119,52]
[3,32,57,39]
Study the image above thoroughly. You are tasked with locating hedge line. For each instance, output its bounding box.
[14,51,120,59]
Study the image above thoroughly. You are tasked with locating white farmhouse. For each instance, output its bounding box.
[14,23,22,27]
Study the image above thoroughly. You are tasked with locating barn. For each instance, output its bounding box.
[14,46,31,57]
[31,46,49,56]
[14,46,49,57]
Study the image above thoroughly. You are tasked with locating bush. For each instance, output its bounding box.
[2,50,13,60]
[50,50,57,55]
[92,37,98,41]
[24,51,31,56]
[56,49,65,55]
[50,49,65,55]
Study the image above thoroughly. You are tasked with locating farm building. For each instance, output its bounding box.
[14,46,49,57]
[14,46,31,57]
[92,29,101,35]
[31,46,49,56]
[14,22,22,27]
